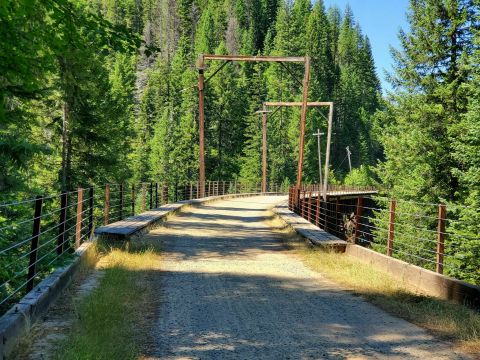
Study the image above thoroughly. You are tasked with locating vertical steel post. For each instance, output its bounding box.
[155,183,159,208]
[104,184,110,225]
[131,184,135,216]
[142,184,146,212]
[262,105,268,193]
[315,195,320,226]
[307,192,312,222]
[150,182,153,209]
[323,103,334,201]
[119,184,124,220]
[57,192,67,255]
[436,204,446,274]
[387,199,396,256]
[198,55,206,198]
[296,56,311,188]
[27,196,43,293]
[88,187,94,237]
[75,188,83,248]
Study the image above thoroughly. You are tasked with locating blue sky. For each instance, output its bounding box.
[321,0,410,92]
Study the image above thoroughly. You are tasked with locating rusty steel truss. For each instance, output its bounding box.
[260,101,334,200]
[197,54,311,197]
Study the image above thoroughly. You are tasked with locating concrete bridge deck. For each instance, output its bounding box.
[141,195,465,359]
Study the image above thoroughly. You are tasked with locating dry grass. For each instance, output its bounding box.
[54,239,161,360]
[272,216,480,355]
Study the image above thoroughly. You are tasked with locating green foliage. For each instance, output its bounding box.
[373,0,480,284]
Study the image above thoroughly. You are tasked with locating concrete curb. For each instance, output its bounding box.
[0,192,286,359]
[272,202,347,251]
[273,203,480,309]
[0,241,97,359]
[345,244,480,309]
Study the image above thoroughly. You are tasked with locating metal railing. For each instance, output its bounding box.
[289,185,480,286]
[0,180,287,314]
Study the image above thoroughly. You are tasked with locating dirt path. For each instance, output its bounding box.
[144,196,467,359]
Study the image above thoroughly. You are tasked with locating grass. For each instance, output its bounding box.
[54,239,161,360]
[274,219,480,355]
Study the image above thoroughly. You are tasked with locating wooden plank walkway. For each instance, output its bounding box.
[273,202,347,250]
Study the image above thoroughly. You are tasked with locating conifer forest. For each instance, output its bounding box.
[1,0,480,287]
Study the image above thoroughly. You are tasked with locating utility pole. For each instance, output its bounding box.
[346,146,352,172]
[313,129,324,188]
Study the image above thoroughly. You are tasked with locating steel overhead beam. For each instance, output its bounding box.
[263,100,334,201]
[200,54,306,65]
[197,54,311,197]
[264,101,333,107]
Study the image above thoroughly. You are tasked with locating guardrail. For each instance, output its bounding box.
[0,180,287,315]
[289,185,480,286]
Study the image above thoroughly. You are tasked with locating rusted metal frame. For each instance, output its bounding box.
[75,188,83,248]
[57,192,67,255]
[264,101,332,107]
[198,54,309,199]
[387,199,396,256]
[263,100,332,201]
[307,192,312,222]
[436,204,446,274]
[27,196,43,293]
[149,182,153,209]
[198,58,206,198]
[296,56,310,190]
[261,105,268,193]
[315,195,320,226]
[335,198,340,237]
[88,187,94,237]
[131,184,135,216]
[118,184,123,220]
[204,60,232,85]
[322,103,334,201]
[278,61,304,88]
[202,54,306,63]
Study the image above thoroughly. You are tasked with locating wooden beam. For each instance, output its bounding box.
[200,55,306,64]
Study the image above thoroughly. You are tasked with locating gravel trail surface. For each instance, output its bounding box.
[144,196,467,360]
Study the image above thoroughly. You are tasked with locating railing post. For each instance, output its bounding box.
[142,184,146,212]
[27,196,43,293]
[307,192,312,222]
[354,196,363,244]
[57,192,67,255]
[190,182,193,200]
[104,184,110,225]
[155,182,159,207]
[316,195,320,227]
[119,184,124,220]
[88,187,94,237]
[335,198,340,237]
[150,182,153,209]
[387,199,396,256]
[436,203,446,274]
[131,184,135,216]
[75,188,84,248]
[301,190,306,218]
